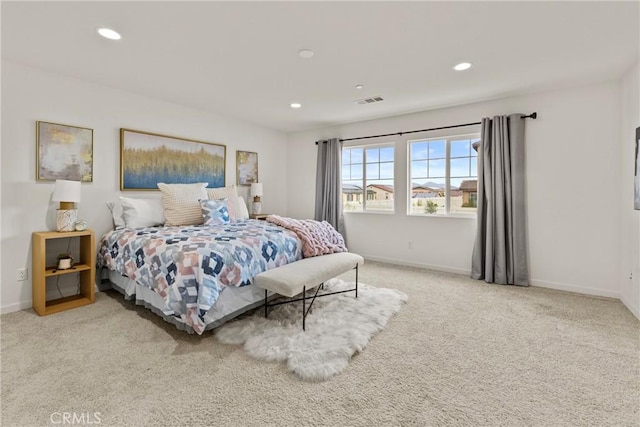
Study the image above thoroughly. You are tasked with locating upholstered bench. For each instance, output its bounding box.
[254,252,364,330]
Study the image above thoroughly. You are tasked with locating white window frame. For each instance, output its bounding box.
[407,132,480,217]
[342,142,395,213]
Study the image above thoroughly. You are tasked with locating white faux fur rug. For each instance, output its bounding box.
[215,278,408,381]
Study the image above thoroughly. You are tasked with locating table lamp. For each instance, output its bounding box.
[52,179,81,232]
[250,182,263,214]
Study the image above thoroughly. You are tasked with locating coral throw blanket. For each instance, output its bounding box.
[266,215,347,258]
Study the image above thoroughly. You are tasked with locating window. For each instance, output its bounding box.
[342,144,395,212]
[408,134,479,215]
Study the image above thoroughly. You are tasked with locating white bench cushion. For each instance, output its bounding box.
[254,252,364,298]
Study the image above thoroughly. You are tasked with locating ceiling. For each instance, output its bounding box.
[2,1,638,133]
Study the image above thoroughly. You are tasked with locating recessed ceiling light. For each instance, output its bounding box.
[97,27,121,40]
[355,84,364,90]
[298,49,314,59]
[453,62,472,71]
[290,103,302,109]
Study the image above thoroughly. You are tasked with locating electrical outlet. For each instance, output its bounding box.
[17,268,28,281]
[408,241,413,249]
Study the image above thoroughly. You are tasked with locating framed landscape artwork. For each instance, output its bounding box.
[635,127,640,210]
[36,121,93,182]
[236,150,258,186]
[120,128,226,190]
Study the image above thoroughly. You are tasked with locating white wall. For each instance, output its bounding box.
[287,80,623,298]
[619,62,640,319]
[1,61,288,313]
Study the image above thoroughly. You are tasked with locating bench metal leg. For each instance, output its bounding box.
[302,284,323,331]
[302,286,306,331]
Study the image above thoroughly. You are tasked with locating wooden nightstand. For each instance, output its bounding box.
[249,214,270,220]
[31,230,95,316]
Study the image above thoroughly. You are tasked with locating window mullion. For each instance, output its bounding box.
[445,138,451,214]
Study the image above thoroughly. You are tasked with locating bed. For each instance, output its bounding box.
[97,219,302,334]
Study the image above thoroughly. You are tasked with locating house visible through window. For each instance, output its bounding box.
[342,144,395,212]
[408,134,479,215]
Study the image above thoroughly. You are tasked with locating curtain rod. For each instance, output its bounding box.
[315,112,537,144]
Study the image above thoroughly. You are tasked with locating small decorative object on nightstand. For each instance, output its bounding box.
[249,213,270,220]
[75,219,88,231]
[251,182,263,214]
[56,253,74,270]
[32,230,95,316]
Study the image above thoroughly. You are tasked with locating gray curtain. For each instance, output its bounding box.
[471,114,529,286]
[315,138,345,236]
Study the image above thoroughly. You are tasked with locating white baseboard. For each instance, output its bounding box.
[529,278,620,299]
[361,255,472,276]
[620,293,640,320]
[361,255,625,301]
[1,283,82,314]
[1,300,32,314]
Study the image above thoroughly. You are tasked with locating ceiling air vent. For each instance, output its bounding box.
[355,96,384,105]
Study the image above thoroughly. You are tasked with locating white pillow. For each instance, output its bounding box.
[158,182,209,226]
[236,195,249,220]
[106,200,126,229]
[119,196,165,228]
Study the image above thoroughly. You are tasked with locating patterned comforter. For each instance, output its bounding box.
[97,220,302,334]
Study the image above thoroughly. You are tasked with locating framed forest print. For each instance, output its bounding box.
[120,128,226,190]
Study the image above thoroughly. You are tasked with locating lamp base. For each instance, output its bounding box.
[252,195,262,214]
[56,209,78,232]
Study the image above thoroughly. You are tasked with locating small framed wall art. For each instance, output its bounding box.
[120,128,226,190]
[236,150,258,186]
[36,121,94,182]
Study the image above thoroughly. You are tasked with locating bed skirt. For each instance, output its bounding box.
[97,268,274,334]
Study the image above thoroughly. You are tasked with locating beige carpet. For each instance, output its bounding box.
[1,261,638,426]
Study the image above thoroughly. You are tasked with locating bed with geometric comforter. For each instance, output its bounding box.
[97,220,302,334]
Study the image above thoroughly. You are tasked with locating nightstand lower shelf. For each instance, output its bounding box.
[40,295,94,315]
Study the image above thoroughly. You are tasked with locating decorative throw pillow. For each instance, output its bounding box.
[206,185,240,221]
[200,199,231,226]
[158,182,208,226]
[119,197,165,228]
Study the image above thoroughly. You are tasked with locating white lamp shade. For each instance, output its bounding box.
[250,183,263,197]
[52,180,81,203]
